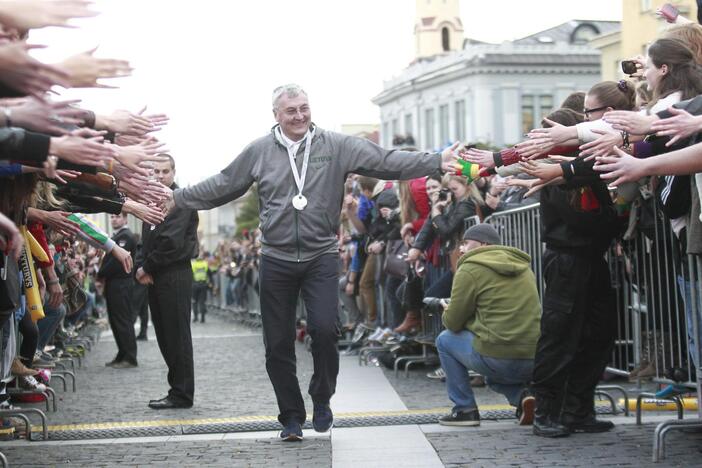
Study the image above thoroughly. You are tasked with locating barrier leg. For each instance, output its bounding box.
[652,419,702,462]
[594,391,617,415]
[50,373,67,392]
[0,451,7,468]
[0,408,47,441]
[596,385,630,416]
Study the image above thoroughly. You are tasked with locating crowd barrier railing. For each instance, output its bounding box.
[207,268,261,327]
[472,201,702,462]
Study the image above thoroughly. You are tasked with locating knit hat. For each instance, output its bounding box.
[462,224,501,245]
[376,190,399,209]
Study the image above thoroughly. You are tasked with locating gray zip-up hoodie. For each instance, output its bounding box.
[173,125,441,262]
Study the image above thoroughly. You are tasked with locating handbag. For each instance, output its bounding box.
[384,240,409,277]
[396,266,424,311]
[63,271,87,317]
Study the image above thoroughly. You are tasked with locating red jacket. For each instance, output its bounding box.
[409,177,429,234]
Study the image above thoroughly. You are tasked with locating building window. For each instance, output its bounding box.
[382,122,390,147]
[640,0,652,12]
[439,104,449,145]
[391,118,399,141]
[571,24,599,44]
[425,108,435,150]
[454,100,465,142]
[404,113,413,140]
[521,95,534,135]
[442,27,450,52]
[539,95,554,122]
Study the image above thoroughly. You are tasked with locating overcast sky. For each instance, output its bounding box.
[31,0,621,185]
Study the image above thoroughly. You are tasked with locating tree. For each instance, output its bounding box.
[235,184,260,236]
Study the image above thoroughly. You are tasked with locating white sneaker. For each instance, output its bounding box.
[18,375,46,392]
[426,367,446,380]
[367,327,384,342]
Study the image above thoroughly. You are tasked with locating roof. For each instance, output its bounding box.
[514,20,620,45]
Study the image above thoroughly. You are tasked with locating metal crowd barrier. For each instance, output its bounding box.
[207,269,261,327]
[470,201,702,462]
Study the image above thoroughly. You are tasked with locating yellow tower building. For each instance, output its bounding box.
[415,0,465,59]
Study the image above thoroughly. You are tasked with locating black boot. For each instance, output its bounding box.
[561,392,614,433]
[192,314,198,323]
[533,395,570,438]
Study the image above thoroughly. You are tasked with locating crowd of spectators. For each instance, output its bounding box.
[0,0,172,439]
[2,0,702,448]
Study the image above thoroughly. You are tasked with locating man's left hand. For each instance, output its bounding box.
[440,141,460,174]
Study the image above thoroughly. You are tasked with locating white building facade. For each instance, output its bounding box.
[374,19,619,150]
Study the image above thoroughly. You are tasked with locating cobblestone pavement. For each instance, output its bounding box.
[425,421,702,467]
[1,436,332,467]
[5,312,700,467]
[26,312,315,425]
[381,363,507,410]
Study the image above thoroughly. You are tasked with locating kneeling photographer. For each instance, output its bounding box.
[435,224,541,427]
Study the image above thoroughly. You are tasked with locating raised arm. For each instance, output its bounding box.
[173,144,257,210]
[340,133,456,179]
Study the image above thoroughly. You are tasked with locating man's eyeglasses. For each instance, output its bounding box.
[583,106,609,118]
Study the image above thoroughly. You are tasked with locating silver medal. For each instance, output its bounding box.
[278,126,315,214]
[292,194,308,210]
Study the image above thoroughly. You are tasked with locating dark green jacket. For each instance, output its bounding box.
[443,245,541,359]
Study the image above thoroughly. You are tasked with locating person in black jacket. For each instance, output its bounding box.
[97,212,138,368]
[135,155,199,409]
[530,109,621,438]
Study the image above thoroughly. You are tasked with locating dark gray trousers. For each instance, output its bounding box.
[259,253,340,425]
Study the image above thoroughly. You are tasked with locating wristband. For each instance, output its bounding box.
[107,159,114,174]
[621,131,630,149]
[493,152,503,167]
[47,279,60,285]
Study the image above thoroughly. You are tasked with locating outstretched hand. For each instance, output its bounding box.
[0,0,98,30]
[440,141,460,174]
[650,107,702,147]
[593,146,647,187]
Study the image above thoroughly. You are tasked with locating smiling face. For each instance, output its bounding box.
[273,92,311,141]
[425,178,442,201]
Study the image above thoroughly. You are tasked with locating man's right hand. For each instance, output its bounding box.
[159,186,176,217]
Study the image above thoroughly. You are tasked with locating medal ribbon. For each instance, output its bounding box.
[277,126,314,200]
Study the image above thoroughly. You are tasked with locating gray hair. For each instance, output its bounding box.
[272,83,307,110]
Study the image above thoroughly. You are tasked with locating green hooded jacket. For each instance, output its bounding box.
[442,245,541,359]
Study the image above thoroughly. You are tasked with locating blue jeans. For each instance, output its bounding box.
[37,302,66,350]
[436,329,533,412]
[677,275,702,368]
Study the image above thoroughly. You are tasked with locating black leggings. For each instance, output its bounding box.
[18,311,38,366]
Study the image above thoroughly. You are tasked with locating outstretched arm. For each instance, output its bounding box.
[341,134,457,179]
[172,145,257,211]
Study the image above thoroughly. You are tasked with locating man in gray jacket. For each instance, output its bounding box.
[162,84,458,441]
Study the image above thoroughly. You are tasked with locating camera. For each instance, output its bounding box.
[621,60,638,76]
[437,189,451,202]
